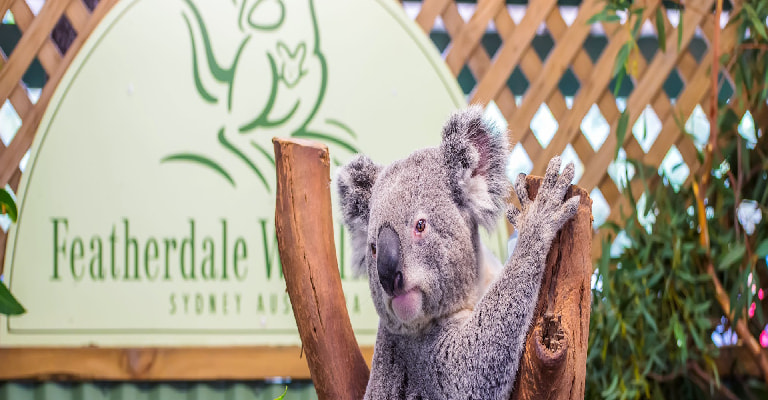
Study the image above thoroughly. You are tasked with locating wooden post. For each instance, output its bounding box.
[511,176,593,400]
[273,138,370,400]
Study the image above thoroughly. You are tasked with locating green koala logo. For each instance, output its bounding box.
[162,0,358,190]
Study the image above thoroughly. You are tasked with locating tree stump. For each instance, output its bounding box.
[510,176,593,400]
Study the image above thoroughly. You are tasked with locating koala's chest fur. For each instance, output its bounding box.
[369,323,453,399]
[369,314,515,400]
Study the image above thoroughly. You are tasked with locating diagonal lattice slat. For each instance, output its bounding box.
[472,0,558,105]
[8,0,66,76]
[505,0,602,148]
[579,0,715,192]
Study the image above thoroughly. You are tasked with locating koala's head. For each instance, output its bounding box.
[337,106,509,335]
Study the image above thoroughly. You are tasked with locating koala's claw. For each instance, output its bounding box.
[509,156,579,238]
[554,162,575,199]
[542,156,562,194]
[554,195,580,228]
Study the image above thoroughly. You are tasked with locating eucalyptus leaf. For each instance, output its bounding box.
[587,10,609,25]
[642,308,658,332]
[692,300,712,314]
[718,244,745,270]
[0,189,17,223]
[272,387,287,400]
[762,53,768,100]
[631,17,643,38]
[615,109,629,160]
[0,282,25,315]
[744,3,768,40]
[613,67,627,97]
[756,239,768,258]
[614,42,632,78]
[739,56,754,93]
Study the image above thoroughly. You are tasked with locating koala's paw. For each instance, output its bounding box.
[507,156,580,241]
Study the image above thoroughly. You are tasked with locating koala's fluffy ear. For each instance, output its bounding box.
[440,105,509,230]
[336,155,381,275]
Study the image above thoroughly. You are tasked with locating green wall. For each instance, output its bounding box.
[0,381,317,400]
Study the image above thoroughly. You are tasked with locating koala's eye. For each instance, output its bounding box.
[415,219,427,233]
[370,243,377,256]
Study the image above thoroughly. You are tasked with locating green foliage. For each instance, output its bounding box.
[589,115,768,398]
[588,99,768,400]
[0,280,24,315]
[589,2,768,397]
[588,175,718,399]
[273,386,287,400]
[727,0,768,109]
[615,109,629,159]
[0,188,16,223]
[0,188,24,316]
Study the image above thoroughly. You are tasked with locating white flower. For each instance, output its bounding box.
[737,199,762,235]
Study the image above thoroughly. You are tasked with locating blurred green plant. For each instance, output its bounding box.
[273,386,287,400]
[0,187,24,316]
[588,151,768,399]
[588,0,768,399]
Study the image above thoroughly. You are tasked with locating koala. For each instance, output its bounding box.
[336,106,579,399]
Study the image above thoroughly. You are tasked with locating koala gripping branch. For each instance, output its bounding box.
[511,176,593,400]
[273,138,369,400]
[273,137,592,399]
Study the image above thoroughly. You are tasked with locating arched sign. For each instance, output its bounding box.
[1,0,507,356]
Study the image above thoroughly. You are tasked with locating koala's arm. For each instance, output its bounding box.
[364,326,410,399]
[437,158,579,397]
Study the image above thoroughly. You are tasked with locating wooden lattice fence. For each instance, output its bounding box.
[0,0,766,267]
[0,0,116,273]
[406,0,766,257]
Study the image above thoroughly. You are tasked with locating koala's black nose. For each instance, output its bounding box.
[377,225,403,296]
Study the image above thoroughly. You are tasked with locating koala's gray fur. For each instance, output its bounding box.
[337,106,579,399]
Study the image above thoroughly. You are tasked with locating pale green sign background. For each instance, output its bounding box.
[1,0,507,346]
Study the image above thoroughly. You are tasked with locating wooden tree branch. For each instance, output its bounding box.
[512,177,593,400]
[273,138,369,400]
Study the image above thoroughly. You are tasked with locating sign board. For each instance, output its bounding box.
[1,0,507,349]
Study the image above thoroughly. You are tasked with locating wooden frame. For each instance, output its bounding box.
[0,346,374,380]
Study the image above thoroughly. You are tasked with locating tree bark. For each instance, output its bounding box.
[511,176,593,400]
[273,137,369,400]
